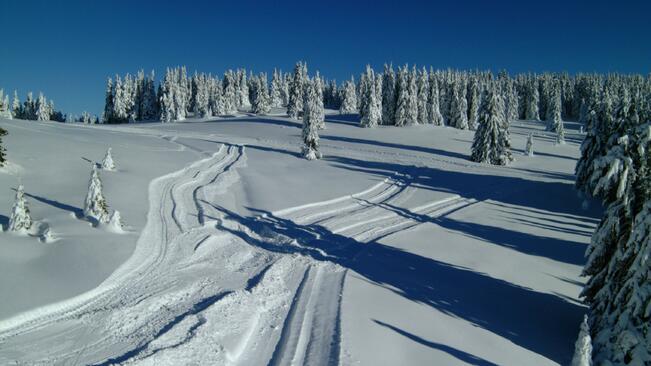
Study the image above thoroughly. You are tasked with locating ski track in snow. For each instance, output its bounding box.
[0,132,477,365]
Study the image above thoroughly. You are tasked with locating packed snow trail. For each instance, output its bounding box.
[0,135,474,365]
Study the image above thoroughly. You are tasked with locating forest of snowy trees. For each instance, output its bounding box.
[0,89,65,122]
[2,61,651,364]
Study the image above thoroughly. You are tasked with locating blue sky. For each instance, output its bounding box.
[1,0,649,116]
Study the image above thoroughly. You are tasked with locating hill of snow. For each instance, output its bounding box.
[0,113,600,365]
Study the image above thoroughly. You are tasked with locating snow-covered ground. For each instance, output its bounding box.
[0,112,600,365]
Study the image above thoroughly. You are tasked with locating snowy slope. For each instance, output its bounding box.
[0,114,599,365]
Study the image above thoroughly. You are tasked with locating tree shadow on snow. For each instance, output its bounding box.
[206,203,585,365]
[321,135,469,161]
[324,113,361,127]
[22,190,84,218]
[372,320,500,366]
[324,155,602,220]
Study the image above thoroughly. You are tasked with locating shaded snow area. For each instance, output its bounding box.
[0,113,600,365]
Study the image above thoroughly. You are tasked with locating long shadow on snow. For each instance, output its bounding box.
[321,135,468,161]
[22,190,84,217]
[373,320,500,366]
[325,155,602,220]
[203,116,301,129]
[210,204,584,365]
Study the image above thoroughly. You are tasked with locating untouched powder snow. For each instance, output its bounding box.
[0,113,600,365]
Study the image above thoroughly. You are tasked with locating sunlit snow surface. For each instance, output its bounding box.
[0,112,599,365]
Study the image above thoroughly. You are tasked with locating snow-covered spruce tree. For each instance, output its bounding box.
[301,80,321,160]
[576,91,615,194]
[193,73,210,118]
[427,71,444,125]
[140,71,158,120]
[470,88,513,165]
[270,69,283,108]
[237,69,250,108]
[0,90,12,119]
[83,165,110,224]
[339,78,357,114]
[360,72,381,128]
[109,210,124,232]
[36,93,50,121]
[223,70,238,114]
[467,78,480,130]
[394,66,410,127]
[102,147,116,171]
[581,122,650,365]
[0,127,7,167]
[416,68,429,124]
[406,67,419,125]
[547,81,563,133]
[358,65,373,122]
[287,62,305,119]
[314,72,325,129]
[381,64,396,125]
[8,184,32,233]
[12,90,21,119]
[449,79,469,130]
[103,77,115,123]
[525,133,534,156]
[251,73,271,115]
[570,315,593,366]
[525,78,540,120]
[23,92,35,120]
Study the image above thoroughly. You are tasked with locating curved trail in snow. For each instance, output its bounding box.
[0,135,475,365]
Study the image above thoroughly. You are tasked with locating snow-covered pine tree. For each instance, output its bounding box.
[0,90,12,119]
[0,127,7,167]
[102,147,116,171]
[570,315,592,366]
[394,66,410,127]
[416,68,429,124]
[381,64,396,125]
[251,73,271,115]
[12,90,21,119]
[301,79,321,160]
[195,73,211,117]
[223,71,238,114]
[8,184,32,232]
[406,67,419,125]
[36,93,50,121]
[270,69,283,108]
[109,210,124,232]
[314,72,325,129]
[358,65,373,122]
[467,78,480,130]
[339,78,357,114]
[210,77,226,116]
[83,165,110,224]
[360,71,381,128]
[470,87,513,165]
[103,78,115,123]
[287,62,305,119]
[547,80,563,133]
[23,92,35,120]
[427,71,444,125]
[141,70,158,120]
[237,69,250,108]
[449,79,469,129]
[525,133,534,156]
[580,121,650,365]
[525,78,540,121]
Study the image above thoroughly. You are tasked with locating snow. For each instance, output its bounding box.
[0,113,599,365]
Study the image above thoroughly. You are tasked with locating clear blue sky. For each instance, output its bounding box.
[1,0,649,116]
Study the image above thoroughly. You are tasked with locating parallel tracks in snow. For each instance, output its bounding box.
[0,135,476,366]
